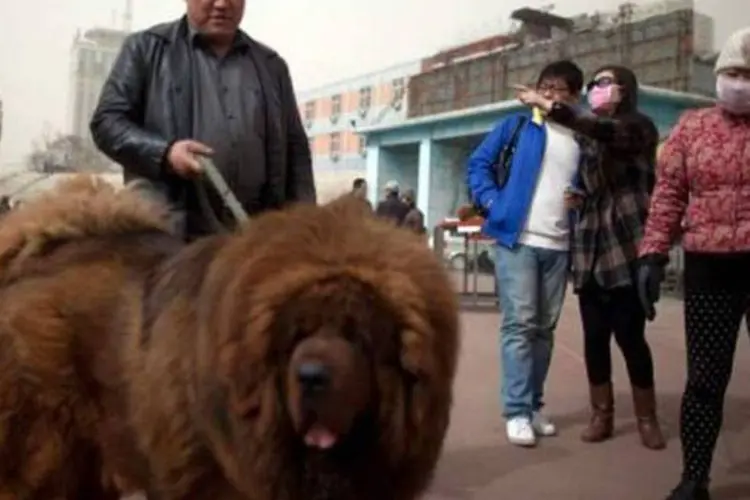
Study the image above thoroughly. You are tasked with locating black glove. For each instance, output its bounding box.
[636,254,668,321]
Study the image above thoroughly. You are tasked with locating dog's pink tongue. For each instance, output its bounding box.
[304,425,337,449]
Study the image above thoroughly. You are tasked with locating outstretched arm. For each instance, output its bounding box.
[546,101,657,157]
[514,84,657,157]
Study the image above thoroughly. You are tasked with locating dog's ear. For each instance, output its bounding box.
[376,325,452,493]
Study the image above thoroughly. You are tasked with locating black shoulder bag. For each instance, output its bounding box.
[469,115,528,217]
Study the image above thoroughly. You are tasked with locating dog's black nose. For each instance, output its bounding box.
[297,361,330,392]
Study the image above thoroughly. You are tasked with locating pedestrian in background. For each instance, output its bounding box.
[401,188,426,235]
[375,180,410,225]
[350,177,373,211]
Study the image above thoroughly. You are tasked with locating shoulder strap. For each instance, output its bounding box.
[507,115,528,148]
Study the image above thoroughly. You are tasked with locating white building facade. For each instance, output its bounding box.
[295,60,422,200]
[68,28,129,141]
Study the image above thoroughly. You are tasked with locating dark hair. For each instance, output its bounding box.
[588,65,657,192]
[352,178,366,189]
[537,60,584,93]
[590,64,639,115]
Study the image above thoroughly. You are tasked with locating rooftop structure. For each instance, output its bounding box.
[408,0,716,118]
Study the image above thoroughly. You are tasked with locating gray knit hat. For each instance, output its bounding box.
[715,27,750,74]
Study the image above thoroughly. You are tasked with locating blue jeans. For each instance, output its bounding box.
[495,243,569,419]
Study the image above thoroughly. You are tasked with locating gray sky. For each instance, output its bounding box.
[0,0,746,165]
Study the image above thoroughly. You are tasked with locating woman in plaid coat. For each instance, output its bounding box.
[515,65,665,450]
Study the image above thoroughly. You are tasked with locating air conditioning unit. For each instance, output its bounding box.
[330,113,340,124]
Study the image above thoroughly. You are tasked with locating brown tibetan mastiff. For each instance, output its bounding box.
[0,176,459,500]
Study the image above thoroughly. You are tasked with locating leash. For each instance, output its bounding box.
[193,155,249,233]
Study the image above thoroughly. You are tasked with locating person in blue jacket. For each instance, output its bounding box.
[467,60,584,447]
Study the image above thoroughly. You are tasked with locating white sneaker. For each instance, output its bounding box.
[506,417,537,447]
[532,412,557,437]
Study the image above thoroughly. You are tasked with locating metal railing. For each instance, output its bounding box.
[433,225,687,310]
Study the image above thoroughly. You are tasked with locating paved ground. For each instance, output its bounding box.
[425,295,750,500]
[123,292,750,500]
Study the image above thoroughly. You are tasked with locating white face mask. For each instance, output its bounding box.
[716,74,750,115]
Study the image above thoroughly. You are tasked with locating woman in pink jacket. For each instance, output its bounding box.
[638,27,750,500]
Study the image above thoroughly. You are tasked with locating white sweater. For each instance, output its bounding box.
[518,122,580,251]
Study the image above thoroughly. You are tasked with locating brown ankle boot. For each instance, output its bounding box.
[581,383,614,443]
[632,386,666,450]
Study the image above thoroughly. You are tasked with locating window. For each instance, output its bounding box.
[330,132,341,159]
[358,135,367,157]
[304,101,316,122]
[330,94,342,120]
[358,86,372,111]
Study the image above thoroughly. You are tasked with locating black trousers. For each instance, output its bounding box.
[680,252,750,484]
[578,281,655,388]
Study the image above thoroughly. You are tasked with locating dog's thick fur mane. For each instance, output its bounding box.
[178,194,459,500]
[0,179,459,500]
[0,174,169,280]
[0,175,176,499]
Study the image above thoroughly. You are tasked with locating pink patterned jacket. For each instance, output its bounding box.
[640,107,750,256]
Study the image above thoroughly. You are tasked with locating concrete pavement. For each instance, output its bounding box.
[426,295,750,500]
[121,295,750,499]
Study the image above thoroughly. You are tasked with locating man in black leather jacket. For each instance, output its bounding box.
[90,0,315,240]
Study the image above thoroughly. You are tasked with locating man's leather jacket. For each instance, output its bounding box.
[90,17,315,234]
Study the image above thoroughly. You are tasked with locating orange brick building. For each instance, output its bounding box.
[295,60,421,180]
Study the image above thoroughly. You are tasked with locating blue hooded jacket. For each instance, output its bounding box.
[466,111,581,249]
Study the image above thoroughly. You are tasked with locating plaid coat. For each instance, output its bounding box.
[549,104,659,291]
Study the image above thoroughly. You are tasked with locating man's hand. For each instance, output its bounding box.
[166,140,213,178]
